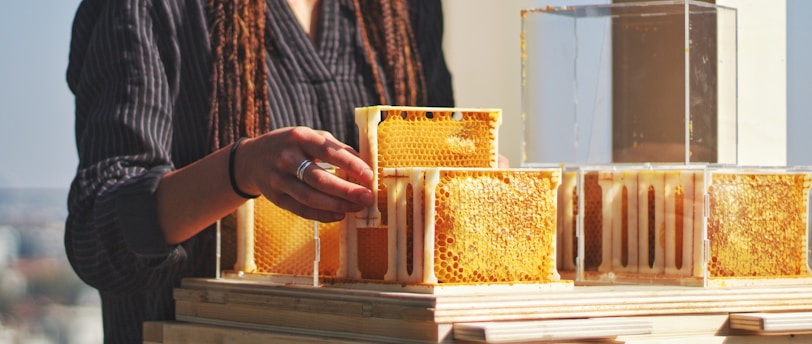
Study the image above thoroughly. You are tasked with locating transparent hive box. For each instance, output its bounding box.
[521,1,737,165]
[354,105,502,229]
[222,106,573,288]
[221,184,341,286]
[342,166,566,286]
[557,164,812,287]
[221,105,502,284]
[344,106,569,286]
[345,106,502,283]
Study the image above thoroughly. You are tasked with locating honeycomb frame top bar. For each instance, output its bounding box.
[354,105,503,228]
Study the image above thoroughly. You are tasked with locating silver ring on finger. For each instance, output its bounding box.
[296,159,314,182]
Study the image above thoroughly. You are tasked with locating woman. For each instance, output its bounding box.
[65,0,453,342]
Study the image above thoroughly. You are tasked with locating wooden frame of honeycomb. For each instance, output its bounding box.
[353,105,502,229]
[337,166,566,286]
[554,164,812,287]
[337,106,570,288]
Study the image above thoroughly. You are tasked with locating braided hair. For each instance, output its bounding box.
[207,0,427,151]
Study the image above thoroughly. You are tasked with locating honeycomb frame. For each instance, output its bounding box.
[221,105,812,290]
[354,105,502,229]
[552,164,812,287]
[341,166,564,285]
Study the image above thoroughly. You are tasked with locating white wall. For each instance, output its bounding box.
[443,0,530,167]
[443,0,788,166]
[716,0,787,166]
[443,0,605,167]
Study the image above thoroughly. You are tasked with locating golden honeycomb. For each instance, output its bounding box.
[582,171,603,271]
[356,106,501,227]
[356,226,388,280]
[431,168,560,283]
[707,173,811,278]
[645,184,655,268]
[376,109,499,169]
[405,183,416,275]
[220,213,238,272]
[252,197,340,276]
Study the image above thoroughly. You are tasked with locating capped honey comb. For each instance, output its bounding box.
[429,168,561,283]
[707,172,812,278]
[373,167,563,285]
[355,226,388,280]
[355,106,502,228]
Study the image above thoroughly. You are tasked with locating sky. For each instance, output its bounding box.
[0,1,810,189]
[0,1,82,189]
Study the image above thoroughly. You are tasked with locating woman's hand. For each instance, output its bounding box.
[234,127,375,223]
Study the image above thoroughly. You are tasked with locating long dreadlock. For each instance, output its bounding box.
[353,0,427,107]
[207,0,426,151]
[208,0,270,151]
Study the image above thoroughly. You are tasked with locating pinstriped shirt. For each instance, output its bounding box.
[65,0,453,342]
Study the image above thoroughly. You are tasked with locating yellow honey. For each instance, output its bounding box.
[355,106,502,228]
[246,197,341,276]
[707,173,811,278]
[228,105,812,288]
[429,168,561,283]
[347,106,562,285]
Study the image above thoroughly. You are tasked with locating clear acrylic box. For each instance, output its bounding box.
[556,164,812,287]
[521,1,738,165]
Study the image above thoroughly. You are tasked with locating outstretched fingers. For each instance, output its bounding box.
[303,131,374,188]
[254,127,374,221]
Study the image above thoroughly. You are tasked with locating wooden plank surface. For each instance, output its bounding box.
[175,300,447,342]
[143,321,164,343]
[174,278,812,343]
[147,315,812,343]
[730,312,812,333]
[177,278,812,322]
[453,317,652,343]
[145,321,380,344]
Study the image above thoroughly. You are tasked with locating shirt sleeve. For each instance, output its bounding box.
[65,0,188,295]
[411,0,455,107]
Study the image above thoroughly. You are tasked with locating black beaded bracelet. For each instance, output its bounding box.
[229,137,260,199]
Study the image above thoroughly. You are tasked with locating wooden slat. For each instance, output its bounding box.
[143,321,165,343]
[177,278,812,323]
[174,300,447,343]
[619,333,812,344]
[453,317,651,343]
[156,321,378,344]
[730,312,812,332]
[430,284,812,323]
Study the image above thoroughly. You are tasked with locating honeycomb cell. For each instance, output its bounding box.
[253,197,340,276]
[583,172,603,271]
[431,169,560,283]
[707,173,811,278]
[357,226,388,280]
[373,109,500,226]
[220,213,238,272]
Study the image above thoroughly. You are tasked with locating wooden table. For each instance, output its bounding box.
[143,277,812,343]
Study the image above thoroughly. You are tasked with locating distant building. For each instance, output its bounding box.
[0,225,20,267]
